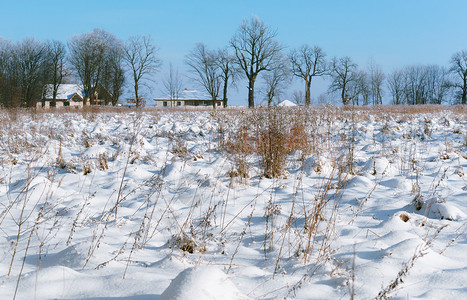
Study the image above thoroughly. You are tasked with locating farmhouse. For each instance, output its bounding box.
[154,89,223,108]
[38,84,84,108]
[39,84,110,108]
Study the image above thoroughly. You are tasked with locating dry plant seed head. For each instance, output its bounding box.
[130,152,140,164]
[229,156,249,182]
[98,153,108,171]
[56,156,67,169]
[399,213,410,222]
[170,235,197,254]
[171,138,188,158]
[423,122,432,137]
[456,166,464,177]
[83,162,92,175]
[84,138,92,148]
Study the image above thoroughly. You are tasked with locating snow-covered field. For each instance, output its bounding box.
[0,106,466,299]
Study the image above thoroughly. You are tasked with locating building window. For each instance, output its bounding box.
[163,101,168,107]
[64,101,70,107]
[177,101,181,106]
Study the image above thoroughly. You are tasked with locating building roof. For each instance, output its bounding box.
[43,84,84,100]
[277,99,297,107]
[155,89,211,100]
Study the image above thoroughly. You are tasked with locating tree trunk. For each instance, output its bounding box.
[223,77,228,108]
[134,84,140,108]
[248,78,255,108]
[463,77,467,105]
[52,88,57,108]
[212,95,217,109]
[341,84,347,105]
[83,83,90,106]
[305,78,311,106]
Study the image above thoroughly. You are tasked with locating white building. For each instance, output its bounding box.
[38,84,84,108]
[154,89,223,108]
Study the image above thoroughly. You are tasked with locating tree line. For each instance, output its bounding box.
[0,29,158,108]
[1,17,466,109]
[226,17,467,107]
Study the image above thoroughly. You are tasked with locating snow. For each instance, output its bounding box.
[159,266,247,300]
[277,99,297,107]
[0,107,466,299]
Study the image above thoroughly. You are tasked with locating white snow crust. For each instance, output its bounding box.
[0,107,466,299]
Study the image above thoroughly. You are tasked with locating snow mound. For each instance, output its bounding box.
[277,99,297,107]
[361,157,394,176]
[429,203,466,221]
[37,244,86,269]
[302,156,334,176]
[159,266,248,300]
[82,145,108,158]
[346,175,374,189]
[379,178,412,191]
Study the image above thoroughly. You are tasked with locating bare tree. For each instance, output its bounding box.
[360,71,371,106]
[162,63,184,106]
[292,90,305,105]
[404,65,430,105]
[388,70,404,105]
[388,65,448,105]
[185,43,222,109]
[368,63,385,105]
[289,45,326,106]
[69,29,118,106]
[14,38,47,107]
[217,48,239,108]
[317,93,328,105]
[123,35,160,108]
[102,44,125,106]
[44,40,69,107]
[263,55,289,106]
[449,50,467,104]
[329,56,358,105]
[230,17,283,108]
[348,70,369,106]
[426,65,449,104]
[0,38,15,107]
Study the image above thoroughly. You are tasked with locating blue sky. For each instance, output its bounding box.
[2,0,467,105]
